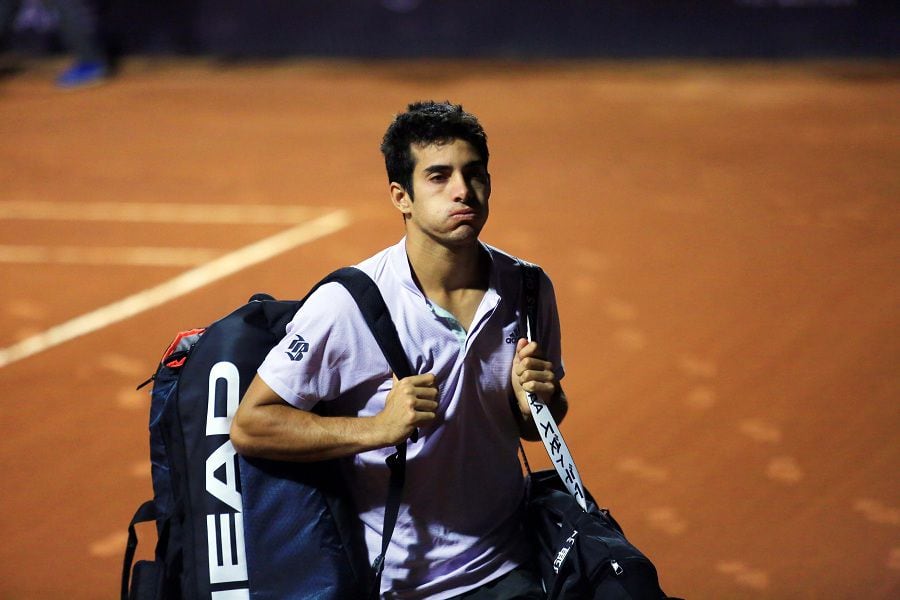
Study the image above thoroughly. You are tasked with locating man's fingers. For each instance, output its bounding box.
[394,372,437,387]
[524,380,555,395]
[415,385,439,400]
[521,367,555,382]
[410,372,437,385]
[392,373,438,399]
[390,374,439,410]
[516,339,542,358]
[516,358,554,379]
[415,398,439,411]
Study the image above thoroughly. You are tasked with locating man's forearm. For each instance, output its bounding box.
[231,376,389,462]
[233,405,388,462]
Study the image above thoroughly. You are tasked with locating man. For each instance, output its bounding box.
[231,101,568,599]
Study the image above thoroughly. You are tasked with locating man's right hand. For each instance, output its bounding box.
[376,373,439,445]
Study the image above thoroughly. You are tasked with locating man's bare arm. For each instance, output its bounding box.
[230,373,438,462]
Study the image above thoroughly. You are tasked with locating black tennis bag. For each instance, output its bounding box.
[122,267,412,600]
[525,470,669,599]
[519,263,672,599]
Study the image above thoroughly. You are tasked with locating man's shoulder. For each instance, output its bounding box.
[299,279,359,316]
[353,239,404,280]
[483,242,547,279]
[300,240,405,314]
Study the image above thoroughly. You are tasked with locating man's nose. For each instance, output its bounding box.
[449,172,469,200]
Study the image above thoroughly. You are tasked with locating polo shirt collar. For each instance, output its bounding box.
[389,236,502,314]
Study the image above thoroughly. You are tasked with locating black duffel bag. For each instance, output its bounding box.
[517,263,675,599]
[524,469,670,599]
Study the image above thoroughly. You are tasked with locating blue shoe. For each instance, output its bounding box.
[56,61,108,89]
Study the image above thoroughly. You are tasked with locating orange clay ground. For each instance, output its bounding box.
[0,58,898,599]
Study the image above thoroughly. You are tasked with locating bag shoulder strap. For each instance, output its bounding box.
[519,262,589,512]
[310,266,412,598]
[317,267,412,379]
[521,262,542,342]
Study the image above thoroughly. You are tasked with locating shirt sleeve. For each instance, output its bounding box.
[257,282,387,411]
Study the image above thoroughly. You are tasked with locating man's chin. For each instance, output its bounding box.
[446,224,483,244]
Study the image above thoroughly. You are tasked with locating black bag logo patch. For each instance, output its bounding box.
[553,530,578,574]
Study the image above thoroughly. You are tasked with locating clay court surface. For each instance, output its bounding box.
[0,58,897,598]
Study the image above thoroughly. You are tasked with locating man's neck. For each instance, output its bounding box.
[404,235,488,297]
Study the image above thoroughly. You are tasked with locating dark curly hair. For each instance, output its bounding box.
[380,101,489,199]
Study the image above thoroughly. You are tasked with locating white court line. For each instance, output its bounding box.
[0,200,320,224]
[0,245,223,267]
[0,210,351,369]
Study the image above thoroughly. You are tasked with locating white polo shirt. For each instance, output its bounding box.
[258,237,565,599]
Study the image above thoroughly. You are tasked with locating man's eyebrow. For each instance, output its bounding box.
[422,160,486,173]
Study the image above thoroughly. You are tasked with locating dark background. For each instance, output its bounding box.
[9,0,899,59]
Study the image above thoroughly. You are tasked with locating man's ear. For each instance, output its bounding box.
[390,182,412,216]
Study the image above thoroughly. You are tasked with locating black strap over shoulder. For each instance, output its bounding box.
[521,262,542,344]
[515,262,544,475]
[311,266,413,599]
[319,267,413,380]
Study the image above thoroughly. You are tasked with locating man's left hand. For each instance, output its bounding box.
[511,338,557,417]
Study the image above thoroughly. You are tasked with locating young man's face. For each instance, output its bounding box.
[391,138,491,247]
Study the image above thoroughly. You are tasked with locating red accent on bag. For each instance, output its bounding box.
[161,328,206,363]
